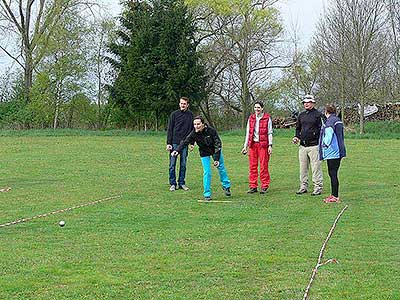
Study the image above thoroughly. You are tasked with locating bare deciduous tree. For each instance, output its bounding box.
[0,0,95,102]
[313,0,389,133]
[87,16,116,129]
[192,0,291,127]
[385,0,400,100]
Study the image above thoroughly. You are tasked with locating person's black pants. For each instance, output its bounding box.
[327,158,342,197]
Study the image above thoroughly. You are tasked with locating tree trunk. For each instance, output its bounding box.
[53,82,61,130]
[359,106,364,134]
[340,73,346,124]
[199,101,213,127]
[155,111,159,131]
[241,82,251,128]
[67,104,75,128]
[239,63,250,128]
[53,100,59,130]
[96,45,103,129]
[24,53,33,103]
[359,80,366,135]
[97,76,102,129]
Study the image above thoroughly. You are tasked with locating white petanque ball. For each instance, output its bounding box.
[59,220,65,227]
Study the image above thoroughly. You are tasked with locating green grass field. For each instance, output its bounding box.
[0,131,399,299]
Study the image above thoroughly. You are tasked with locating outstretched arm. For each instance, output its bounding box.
[171,131,195,156]
[166,113,175,150]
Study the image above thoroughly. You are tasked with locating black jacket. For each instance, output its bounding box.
[167,109,194,145]
[176,125,222,161]
[295,108,325,147]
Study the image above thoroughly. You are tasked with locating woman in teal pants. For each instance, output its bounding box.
[171,116,231,201]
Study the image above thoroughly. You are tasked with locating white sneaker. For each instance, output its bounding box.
[169,185,176,191]
[0,187,11,192]
[179,185,190,191]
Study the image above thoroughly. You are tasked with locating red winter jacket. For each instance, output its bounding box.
[248,113,270,148]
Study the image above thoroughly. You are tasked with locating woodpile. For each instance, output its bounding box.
[272,116,297,129]
[272,103,400,128]
[342,103,400,124]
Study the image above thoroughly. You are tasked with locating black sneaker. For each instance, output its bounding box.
[204,196,211,201]
[260,187,269,194]
[247,187,258,194]
[223,187,231,196]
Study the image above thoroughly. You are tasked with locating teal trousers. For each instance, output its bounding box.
[200,151,231,198]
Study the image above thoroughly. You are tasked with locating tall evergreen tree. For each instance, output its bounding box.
[109,0,205,129]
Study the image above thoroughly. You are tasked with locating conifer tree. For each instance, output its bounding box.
[109,0,205,128]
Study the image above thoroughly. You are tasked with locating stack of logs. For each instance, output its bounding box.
[272,116,297,129]
[272,103,400,129]
[342,103,400,124]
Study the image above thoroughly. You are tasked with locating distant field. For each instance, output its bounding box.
[0,133,399,299]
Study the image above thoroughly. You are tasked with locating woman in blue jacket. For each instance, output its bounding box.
[319,104,346,203]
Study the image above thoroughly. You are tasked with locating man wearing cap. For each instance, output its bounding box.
[292,95,325,196]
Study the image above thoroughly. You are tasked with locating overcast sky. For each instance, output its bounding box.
[0,0,328,73]
[279,0,328,47]
[101,0,328,47]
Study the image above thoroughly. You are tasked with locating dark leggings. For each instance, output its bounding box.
[327,158,342,197]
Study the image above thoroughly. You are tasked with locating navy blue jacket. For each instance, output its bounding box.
[167,109,194,145]
[319,113,346,160]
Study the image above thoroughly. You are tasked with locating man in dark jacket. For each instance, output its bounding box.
[171,116,231,201]
[166,97,194,191]
[292,95,325,196]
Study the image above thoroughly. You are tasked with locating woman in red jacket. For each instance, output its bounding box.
[241,102,273,194]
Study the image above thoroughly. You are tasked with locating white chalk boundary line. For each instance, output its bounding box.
[0,194,122,228]
[197,200,233,203]
[303,205,349,300]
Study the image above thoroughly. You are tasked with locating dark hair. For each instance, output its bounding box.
[254,101,264,108]
[180,96,190,103]
[193,115,205,124]
[325,104,336,114]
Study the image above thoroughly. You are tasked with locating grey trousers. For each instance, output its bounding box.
[298,145,323,192]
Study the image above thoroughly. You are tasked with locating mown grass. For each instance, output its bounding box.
[346,120,400,139]
[0,128,165,137]
[1,120,399,139]
[0,132,399,299]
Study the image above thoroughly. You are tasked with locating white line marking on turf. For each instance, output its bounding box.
[0,195,122,228]
[197,200,233,203]
[303,205,348,300]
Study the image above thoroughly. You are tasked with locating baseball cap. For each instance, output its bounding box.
[302,94,315,103]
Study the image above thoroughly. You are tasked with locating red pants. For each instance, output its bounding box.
[249,143,270,188]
